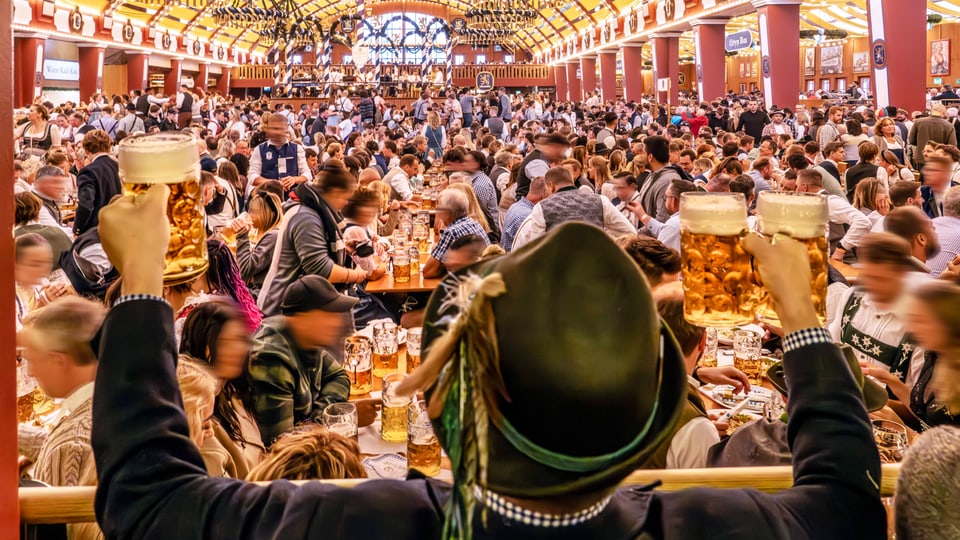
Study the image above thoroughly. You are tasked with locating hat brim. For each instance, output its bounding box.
[422,223,688,498]
[766,362,887,413]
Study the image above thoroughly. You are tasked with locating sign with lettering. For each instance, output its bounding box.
[476,71,494,92]
[43,59,80,81]
[725,30,752,53]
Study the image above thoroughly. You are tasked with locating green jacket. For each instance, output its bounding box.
[249,315,350,446]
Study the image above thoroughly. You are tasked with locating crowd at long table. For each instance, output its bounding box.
[12,82,960,538]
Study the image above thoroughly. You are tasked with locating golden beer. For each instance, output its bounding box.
[754,192,830,325]
[407,400,441,476]
[381,374,410,442]
[344,335,374,395]
[679,193,760,327]
[406,327,423,374]
[372,322,400,378]
[393,253,411,283]
[118,133,208,285]
[733,330,763,385]
[734,355,764,385]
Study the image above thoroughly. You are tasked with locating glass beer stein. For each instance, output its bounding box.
[679,192,760,327]
[372,322,400,378]
[344,335,373,395]
[407,399,441,476]
[323,402,359,442]
[754,191,830,325]
[381,373,411,442]
[118,133,208,285]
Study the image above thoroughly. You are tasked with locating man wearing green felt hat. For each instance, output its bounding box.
[91,183,885,539]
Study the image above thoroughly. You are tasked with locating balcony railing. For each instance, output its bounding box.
[232,63,552,84]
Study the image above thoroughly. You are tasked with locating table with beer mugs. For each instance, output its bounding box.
[365,210,444,294]
[324,322,450,480]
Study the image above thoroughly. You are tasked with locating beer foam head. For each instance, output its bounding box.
[756,191,829,238]
[118,133,200,184]
[679,193,748,235]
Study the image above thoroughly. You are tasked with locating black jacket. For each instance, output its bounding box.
[74,155,122,236]
[93,300,884,540]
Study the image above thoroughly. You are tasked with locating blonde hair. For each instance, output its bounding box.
[608,149,627,174]
[22,296,104,365]
[852,178,886,212]
[913,281,960,414]
[427,111,441,130]
[589,155,612,191]
[176,356,219,448]
[246,424,367,481]
[447,183,491,232]
[366,180,393,213]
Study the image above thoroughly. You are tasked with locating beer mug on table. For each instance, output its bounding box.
[679,193,760,327]
[372,322,400,378]
[407,399,441,476]
[323,402,359,442]
[733,330,763,386]
[393,252,411,283]
[381,373,410,443]
[118,133,208,285]
[406,327,423,374]
[344,335,373,395]
[754,191,829,325]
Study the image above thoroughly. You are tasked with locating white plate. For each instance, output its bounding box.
[363,453,408,479]
[356,321,407,345]
[716,324,765,346]
[700,384,773,412]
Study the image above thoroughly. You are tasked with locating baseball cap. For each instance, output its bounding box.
[280,275,358,315]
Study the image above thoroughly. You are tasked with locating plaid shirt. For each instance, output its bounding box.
[471,171,500,228]
[431,215,489,263]
[249,315,350,446]
[501,197,534,252]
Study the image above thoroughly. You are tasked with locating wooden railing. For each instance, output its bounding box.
[20,464,901,524]
[232,63,551,84]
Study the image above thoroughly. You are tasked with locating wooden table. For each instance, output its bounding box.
[365,273,443,294]
[829,259,859,283]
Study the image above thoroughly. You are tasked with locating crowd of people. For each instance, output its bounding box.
[12,80,960,538]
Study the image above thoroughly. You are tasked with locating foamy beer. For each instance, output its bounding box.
[680,193,760,327]
[372,322,400,378]
[405,327,422,374]
[381,373,410,442]
[407,400,441,476]
[118,133,208,285]
[344,335,373,395]
[393,252,411,283]
[754,191,829,324]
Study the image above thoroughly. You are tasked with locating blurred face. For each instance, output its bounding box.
[904,298,950,353]
[748,102,758,112]
[306,154,318,169]
[235,142,250,157]
[831,110,843,123]
[678,154,693,172]
[22,331,72,399]
[923,144,938,161]
[611,176,636,200]
[264,119,288,144]
[542,143,567,162]
[322,186,355,212]
[16,245,53,287]
[779,177,797,192]
[35,175,69,200]
[921,219,941,260]
[922,162,950,189]
[444,243,483,273]
[857,262,905,305]
[352,204,379,227]
[248,197,270,230]
[292,310,350,348]
[665,188,681,214]
[462,154,482,173]
[214,320,251,380]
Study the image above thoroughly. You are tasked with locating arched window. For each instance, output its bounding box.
[364,13,448,65]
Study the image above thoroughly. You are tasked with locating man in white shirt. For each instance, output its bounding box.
[827,233,927,386]
[628,178,697,252]
[513,167,635,250]
[382,155,420,201]
[248,114,313,196]
[31,166,73,234]
[116,103,145,134]
[338,111,360,140]
[796,169,872,261]
[335,90,354,115]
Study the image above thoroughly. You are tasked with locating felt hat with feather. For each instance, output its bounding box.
[408,222,687,538]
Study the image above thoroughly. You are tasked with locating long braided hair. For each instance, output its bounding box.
[206,239,262,332]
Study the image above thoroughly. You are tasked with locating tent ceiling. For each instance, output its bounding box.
[64,0,960,56]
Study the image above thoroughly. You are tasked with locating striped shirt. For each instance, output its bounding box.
[470,171,500,228]
[501,198,534,252]
[928,215,960,276]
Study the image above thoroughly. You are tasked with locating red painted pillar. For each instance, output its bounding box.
[621,43,645,103]
[165,57,183,96]
[692,19,728,101]
[566,61,582,103]
[754,0,801,109]
[580,55,598,100]
[127,52,149,92]
[1,0,18,532]
[14,36,44,107]
[197,63,210,93]
[651,33,681,106]
[554,64,568,101]
[78,45,105,103]
[866,0,925,112]
[217,67,231,97]
[598,50,618,102]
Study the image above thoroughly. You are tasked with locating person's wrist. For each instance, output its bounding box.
[120,262,164,298]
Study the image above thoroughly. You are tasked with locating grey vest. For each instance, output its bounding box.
[540,188,604,231]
